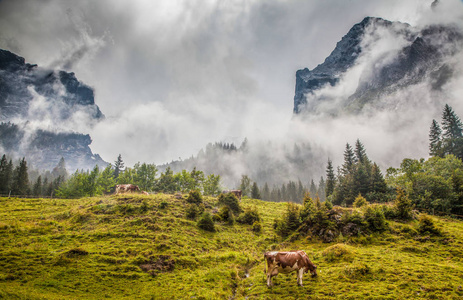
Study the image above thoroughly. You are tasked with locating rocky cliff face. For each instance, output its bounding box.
[293,17,462,115]
[0,49,106,171]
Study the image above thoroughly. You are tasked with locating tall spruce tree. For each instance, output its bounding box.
[251,182,261,199]
[429,119,443,157]
[342,143,355,176]
[354,139,368,164]
[0,155,13,194]
[325,159,336,198]
[13,157,29,195]
[114,154,124,179]
[441,104,463,159]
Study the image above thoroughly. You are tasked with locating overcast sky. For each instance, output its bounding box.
[1,0,462,167]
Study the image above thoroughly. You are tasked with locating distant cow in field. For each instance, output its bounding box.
[264,250,317,287]
[115,184,140,194]
[222,190,242,201]
[141,191,149,195]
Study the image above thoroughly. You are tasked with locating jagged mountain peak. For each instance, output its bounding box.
[0,49,107,171]
[292,16,463,115]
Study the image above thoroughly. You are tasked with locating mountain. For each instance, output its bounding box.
[0,49,106,171]
[294,17,463,115]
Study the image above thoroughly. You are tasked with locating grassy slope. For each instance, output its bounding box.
[0,195,462,299]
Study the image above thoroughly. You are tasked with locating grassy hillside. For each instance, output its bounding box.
[1,194,463,299]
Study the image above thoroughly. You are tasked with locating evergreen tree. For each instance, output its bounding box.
[318,177,326,202]
[251,182,261,199]
[114,154,124,179]
[429,119,443,157]
[12,158,29,195]
[309,179,317,198]
[0,155,13,194]
[441,104,463,159]
[261,182,270,200]
[342,143,355,176]
[32,175,42,196]
[354,139,368,164]
[155,167,177,193]
[325,159,336,198]
[370,163,387,201]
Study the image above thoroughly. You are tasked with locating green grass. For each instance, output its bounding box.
[1,195,463,299]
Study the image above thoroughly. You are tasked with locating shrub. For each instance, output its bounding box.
[363,205,388,232]
[418,214,441,235]
[159,200,168,209]
[197,212,215,232]
[217,206,235,225]
[275,202,300,237]
[187,189,203,204]
[395,188,414,220]
[252,221,262,233]
[237,207,261,225]
[353,194,368,208]
[217,193,242,214]
[186,204,199,220]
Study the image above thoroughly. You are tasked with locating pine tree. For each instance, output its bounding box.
[342,143,355,176]
[0,155,13,194]
[429,119,443,157]
[309,179,317,197]
[354,139,368,164]
[251,182,261,199]
[12,157,29,195]
[318,177,326,202]
[32,175,42,196]
[261,182,270,200]
[114,154,124,179]
[325,159,336,198]
[441,104,463,159]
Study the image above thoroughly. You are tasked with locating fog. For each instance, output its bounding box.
[1,0,463,185]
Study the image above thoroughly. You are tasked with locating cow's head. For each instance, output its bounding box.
[302,255,317,277]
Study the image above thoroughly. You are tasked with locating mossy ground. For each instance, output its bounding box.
[0,195,462,299]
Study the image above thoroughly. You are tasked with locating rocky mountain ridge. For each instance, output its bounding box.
[0,49,106,171]
[294,17,462,115]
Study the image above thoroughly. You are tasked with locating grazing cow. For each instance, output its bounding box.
[222,190,242,201]
[115,184,140,194]
[264,250,317,287]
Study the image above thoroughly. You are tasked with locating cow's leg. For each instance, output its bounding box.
[297,269,304,286]
[267,274,272,287]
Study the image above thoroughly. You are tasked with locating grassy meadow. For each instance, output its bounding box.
[0,194,463,299]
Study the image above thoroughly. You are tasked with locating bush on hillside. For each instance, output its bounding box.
[237,207,261,225]
[353,194,368,208]
[363,205,388,232]
[187,189,203,204]
[186,203,205,220]
[395,188,414,220]
[274,202,301,237]
[216,206,235,225]
[217,193,242,214]
[197,212,215,232]
[252,221,262,233]
[418,214,441,236]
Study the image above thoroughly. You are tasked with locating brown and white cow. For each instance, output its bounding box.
[115,184,140,194]
[264,250,317,287]
[222,190,242,201]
